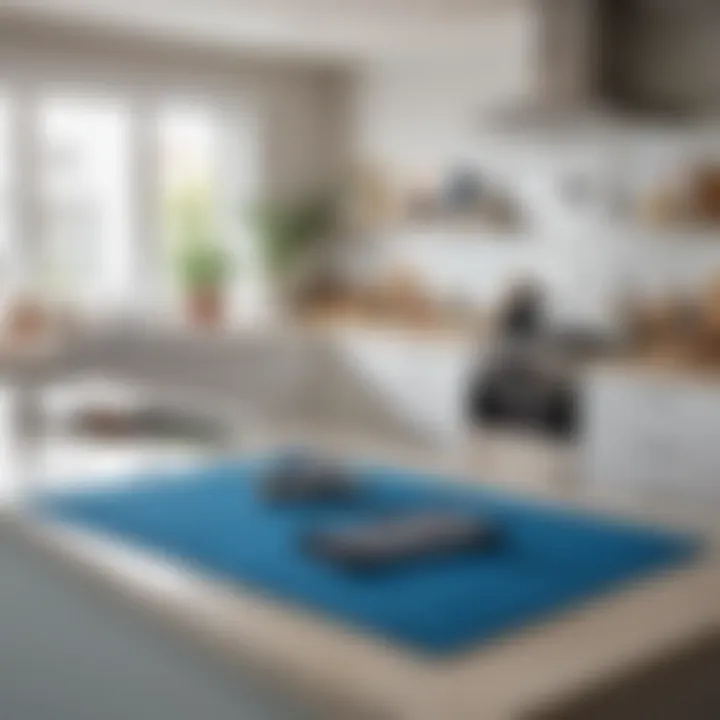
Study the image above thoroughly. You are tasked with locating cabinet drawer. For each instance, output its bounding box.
[584,369,720,500]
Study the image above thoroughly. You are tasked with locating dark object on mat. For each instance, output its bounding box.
[304,513,499,570]
[262,453,355,503]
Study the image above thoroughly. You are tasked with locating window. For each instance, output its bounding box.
[0,89,260,322]
[38,95,131,312]
[159,101,261,321]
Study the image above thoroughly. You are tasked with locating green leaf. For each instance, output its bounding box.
[249,194,336,276]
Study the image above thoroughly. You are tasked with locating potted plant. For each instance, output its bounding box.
[251,194,336,309]
[170,186,233,327]
[177,241,232,327]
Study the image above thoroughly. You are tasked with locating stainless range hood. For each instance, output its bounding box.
[487,0,720,135]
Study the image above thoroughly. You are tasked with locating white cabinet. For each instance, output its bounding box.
[583,367,720,503]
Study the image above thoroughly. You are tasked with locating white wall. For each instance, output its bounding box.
[352,5,720,331]
[354,5,533,173]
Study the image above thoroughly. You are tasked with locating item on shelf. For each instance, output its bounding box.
[696,273,720,362]
[622,279,720,366]
[644,297,688,355]
[294,273,345,314]
[483,191,522,229]
[399,164,523,231]
[377,267,437,325]
[622,300,654,351]
[692,165,720,223]
[635,162,720,229]
[637,183,689,228]
[442,167,483,215]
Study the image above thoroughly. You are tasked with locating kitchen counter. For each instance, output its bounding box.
[589,351,720,382]
[295,303,491,343]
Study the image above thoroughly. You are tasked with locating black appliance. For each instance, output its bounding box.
[467,285,583,439]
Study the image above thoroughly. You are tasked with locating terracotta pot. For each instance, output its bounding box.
[186,286,224,328]
[5,296,49,341]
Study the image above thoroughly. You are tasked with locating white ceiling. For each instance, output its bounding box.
[0,0,527,62]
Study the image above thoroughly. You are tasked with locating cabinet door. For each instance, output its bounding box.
[676,385,720,500]
[583,376,640,496]
[584,369,720,502]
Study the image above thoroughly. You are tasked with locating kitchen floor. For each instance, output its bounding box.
[0,520,323,720]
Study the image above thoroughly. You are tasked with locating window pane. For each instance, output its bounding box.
[159,103,221,309]
[159,102,261,322]
[39,96,131,312]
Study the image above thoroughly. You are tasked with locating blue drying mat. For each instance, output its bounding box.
[36,456,701,656]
